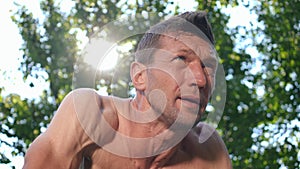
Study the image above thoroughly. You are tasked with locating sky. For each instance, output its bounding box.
[0,0,262,168]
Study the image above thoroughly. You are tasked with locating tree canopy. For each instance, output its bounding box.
[0,0,299,168]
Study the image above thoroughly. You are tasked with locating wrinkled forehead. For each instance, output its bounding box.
[147,15,217,59]
[158,32,217,62]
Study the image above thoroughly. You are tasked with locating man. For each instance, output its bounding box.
[23,11,232,169]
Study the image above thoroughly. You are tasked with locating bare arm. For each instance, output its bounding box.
[23,89,103,169]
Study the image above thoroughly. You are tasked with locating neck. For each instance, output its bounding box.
[128,97,172,137]
[115,96,182,168]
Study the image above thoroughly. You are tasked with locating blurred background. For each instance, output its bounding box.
[0,0,299,168]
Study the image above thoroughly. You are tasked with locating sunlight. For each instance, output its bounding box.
[82,39,120,71]
[97,45,120,71]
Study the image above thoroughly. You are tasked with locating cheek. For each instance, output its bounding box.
[153,70,179,88]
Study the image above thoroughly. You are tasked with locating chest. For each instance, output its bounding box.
[86,148,210,169]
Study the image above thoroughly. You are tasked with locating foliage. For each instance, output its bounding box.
[0,0,299,168]
[248,0,300,168]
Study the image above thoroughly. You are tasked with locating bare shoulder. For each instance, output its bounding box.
[50,88,119,133]
[23,88,119,169]
[182,122,232,169]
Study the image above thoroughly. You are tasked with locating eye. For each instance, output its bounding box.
[201,62,206,68]
[174,55,186,61]
[201,61,217,76]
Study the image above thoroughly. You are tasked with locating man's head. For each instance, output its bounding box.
[130,11,218,126]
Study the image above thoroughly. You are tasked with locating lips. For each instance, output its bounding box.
[179,96,201,105]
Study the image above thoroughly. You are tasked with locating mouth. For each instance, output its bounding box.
[179,96,201,105]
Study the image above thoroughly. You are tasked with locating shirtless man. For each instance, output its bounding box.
[23,11,232,169]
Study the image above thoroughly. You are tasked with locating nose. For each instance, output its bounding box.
[188,62,207,88]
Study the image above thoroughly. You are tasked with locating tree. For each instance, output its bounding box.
[248,0,300,168]
[1,0,77,164]
[1,0,299,168]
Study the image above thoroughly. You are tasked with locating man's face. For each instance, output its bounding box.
[144,33,217,126]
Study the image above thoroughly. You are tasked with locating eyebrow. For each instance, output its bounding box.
[177,48,195,55]
[201,55,218,68]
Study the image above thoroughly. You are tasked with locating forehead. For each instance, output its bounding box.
[157,32,215,59]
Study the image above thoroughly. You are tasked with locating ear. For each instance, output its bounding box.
[130,62,147,91]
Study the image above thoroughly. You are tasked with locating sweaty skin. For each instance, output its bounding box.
[23,35,232,169]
